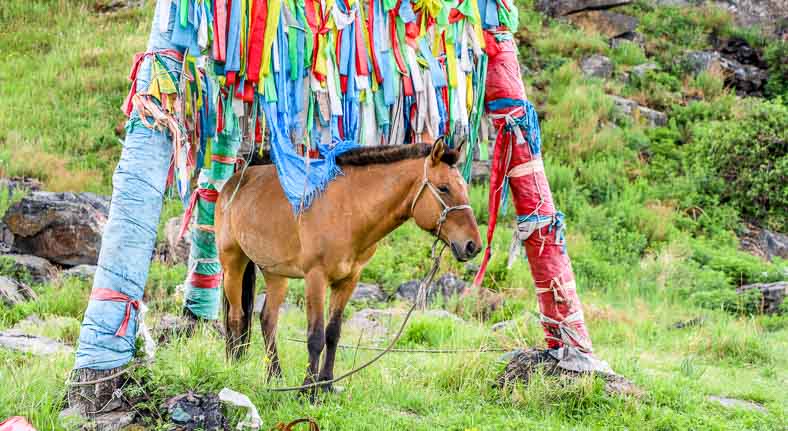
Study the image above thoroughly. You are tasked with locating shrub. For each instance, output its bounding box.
[687,98,788,230]
[611,41,647,66]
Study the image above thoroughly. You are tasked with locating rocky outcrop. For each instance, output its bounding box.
[471,160,491,184]
[567,10,638,38]
[737,282,787,314]
[0,177,42,195]
[536,0,631,17]
[0,330,73,356]
[681,46,769,97]
[62,264,98,281]
[610,96,668,127]
[3,192,109,266]
[739,224,788,261]
[580,54,614,79]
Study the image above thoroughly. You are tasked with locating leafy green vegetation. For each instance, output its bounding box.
[0,0,786,429]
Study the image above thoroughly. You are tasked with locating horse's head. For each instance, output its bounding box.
[410,137,482,262]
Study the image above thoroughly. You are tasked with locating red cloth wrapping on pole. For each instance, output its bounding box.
[475,35,593,353]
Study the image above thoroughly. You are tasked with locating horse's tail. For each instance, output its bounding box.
[224,261,257,359]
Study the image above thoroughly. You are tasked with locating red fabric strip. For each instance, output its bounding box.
[214,0,228,62]
[178,188,220,242]
[354,14,370,76]
[189,272,223,288]
[246,0,268,82]
[366,0,383,84]
[389,9,408,74]
[90,288,139,337]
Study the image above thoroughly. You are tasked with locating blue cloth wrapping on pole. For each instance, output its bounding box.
[74,0,180,370]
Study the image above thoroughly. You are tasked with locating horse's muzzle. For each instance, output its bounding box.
[450,239,480,262]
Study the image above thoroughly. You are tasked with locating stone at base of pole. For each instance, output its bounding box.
[63,367,136,430]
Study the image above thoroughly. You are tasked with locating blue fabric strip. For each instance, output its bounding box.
[75,2,180,369]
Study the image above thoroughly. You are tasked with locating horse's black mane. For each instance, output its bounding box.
[249,143,459,167]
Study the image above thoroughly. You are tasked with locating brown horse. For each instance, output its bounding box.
[214,138,481,393]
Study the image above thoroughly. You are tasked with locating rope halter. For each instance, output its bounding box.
[410,157,473,241]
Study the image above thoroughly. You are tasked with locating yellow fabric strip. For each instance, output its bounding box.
[261,0,283,77]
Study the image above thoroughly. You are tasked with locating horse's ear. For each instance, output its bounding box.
[430,136,446,166]
[455,134,468,156]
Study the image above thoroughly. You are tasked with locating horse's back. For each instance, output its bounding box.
[216,165,304,276]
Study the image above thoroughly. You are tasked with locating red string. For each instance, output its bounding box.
[90,288,140,337]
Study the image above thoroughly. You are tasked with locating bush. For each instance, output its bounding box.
[764,40,788,99]
[687,98,788,230]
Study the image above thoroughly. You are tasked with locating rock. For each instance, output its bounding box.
[163,392,228,431]
[497,348,643,397]
[0,176,43,195]
[470,160,491,184]
[610,95,668,127]
[0,221,13,252]
[492,320,516,332]
[3,192,109,266]
[464,262,480,275]
[536,0,631,17]
[719,56,769,96]
[63,264,98,281]
[711,0,788,34]
[395,273,468,304]
[351,282,387,302]
[739,224,788,261]
[252,293,296,315]
[567,10,638,39]
[345,308,403,339]
[715,36,767,68]
[737,282,787,314]
[0,275,36,306]
[1,254,58,284]
[154,313,196,344]
[670,317,705,330]
[0,330,73,356]
[610,31,645,49]
[629,62,659,81]
[422,309,464,322]
[164,217,190,265]
[707,395,767,413]
[681,51,722,76]
[580,54,614,79]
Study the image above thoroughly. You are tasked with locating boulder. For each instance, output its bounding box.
[63,264,98,281]
[164,217,191,264]
[739,224,788,262]
[580,54,614,79]
[1,254,58,284]
[536,0,631,16]
[0,330,73,356]
[252,293,297,315]
[610,95,668,127]
[395,273,468,304]
[3,192,109,266]
[567,10,638,39]
[0,275,36,306]
[351,282,387,302]
[737,282,787,314]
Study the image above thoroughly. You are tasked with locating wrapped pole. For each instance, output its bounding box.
[74,0,182,371]
[474,32,609,372]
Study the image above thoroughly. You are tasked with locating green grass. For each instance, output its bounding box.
[0,0,786,429]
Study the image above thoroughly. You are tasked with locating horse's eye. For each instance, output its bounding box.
[437,185,450,194]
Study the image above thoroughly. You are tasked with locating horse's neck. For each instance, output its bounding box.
[343,158,422,251]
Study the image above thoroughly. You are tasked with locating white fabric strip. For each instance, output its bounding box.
[507,158,545,178]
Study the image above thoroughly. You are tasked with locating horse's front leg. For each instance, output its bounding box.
[318,273,358,392]
[302,268,327,398]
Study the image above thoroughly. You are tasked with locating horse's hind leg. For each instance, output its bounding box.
[301,269,328,397]
[260,273,288,380]
[221,247,253,360]
[318,272,358,392]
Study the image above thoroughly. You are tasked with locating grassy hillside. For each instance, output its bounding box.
[0,0,786,429]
